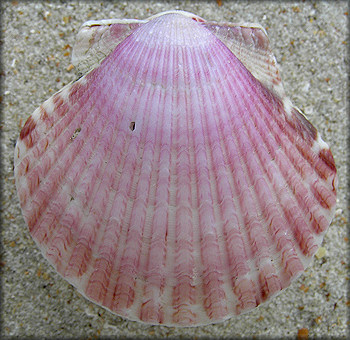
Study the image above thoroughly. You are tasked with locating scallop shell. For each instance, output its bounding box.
[14,11,337,326]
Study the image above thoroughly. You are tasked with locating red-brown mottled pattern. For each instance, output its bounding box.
[319,148,337,175]
[19,116,36,148]
[40,106,50,123]
[289,108,318,145]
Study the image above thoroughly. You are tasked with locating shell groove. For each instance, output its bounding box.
[14,11,337,326]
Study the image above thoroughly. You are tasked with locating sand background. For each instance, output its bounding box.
[1,1,349,338]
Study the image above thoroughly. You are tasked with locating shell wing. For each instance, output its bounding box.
[203,21,285,99]
[72,19,144,75]
[15,12,337,326]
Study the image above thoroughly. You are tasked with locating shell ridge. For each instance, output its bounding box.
[230,57,332,228]
[105,107,152,313]
[208,95,256,313]
[159,40,184,325]
[206,40,278,299]
[187,42,233,322]
[240,112,306,281]
[170,37,201,325]
[46,87,123,273]
[40,27,154,282]
[16,86,79,184]
[124,90,161,320]
[138,120,169,323]
[17,50,116,193]
[85,98,138,303]
[238,62,333,256]
[38,59,126,231]
[208,39,306,298]
[131,34,171,323]
[186,45,215,321]
[106,139,146,312]
[18,80,98,240]
[189,30,265,312]
[192,43,248,317]
[104,33,176,314]
[138,30,177,324]
[97,129,135,310]
[201,45,268,310]
[63,90,127,279]
[229,67,318,257]
[223,65,306,282]
[249,84,335,236]
[157,15,226,324]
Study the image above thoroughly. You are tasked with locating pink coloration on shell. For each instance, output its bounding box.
[14,11,337,326]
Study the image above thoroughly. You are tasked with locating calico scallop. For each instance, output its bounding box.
[14,11,337,326]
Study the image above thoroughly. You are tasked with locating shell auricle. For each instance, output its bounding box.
[14,11,337,326]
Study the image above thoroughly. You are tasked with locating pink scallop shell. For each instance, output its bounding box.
[14,11,337,326]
